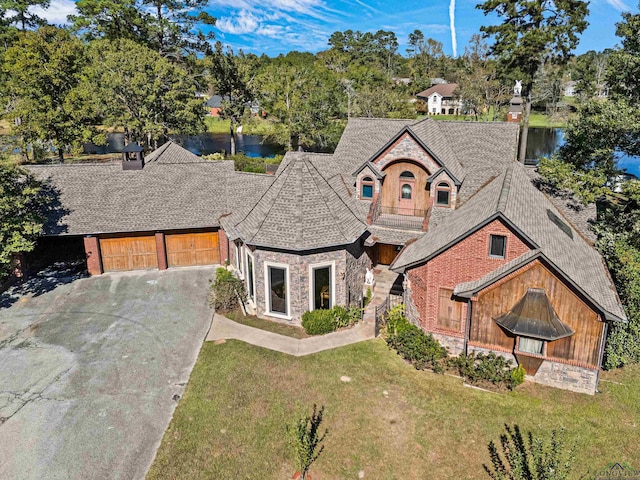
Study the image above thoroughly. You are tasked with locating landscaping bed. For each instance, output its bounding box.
[147,339,640,480]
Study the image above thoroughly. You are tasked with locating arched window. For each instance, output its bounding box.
[400,171,415,179]
[361,176,374,199]
[401,184,412,199]
[436,181,451,206]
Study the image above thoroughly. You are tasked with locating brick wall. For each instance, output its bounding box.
[83,236,103,276]
[218,229,230,266]
[407,218,530,338]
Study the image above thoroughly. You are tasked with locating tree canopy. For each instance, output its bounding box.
[477,0,589,162]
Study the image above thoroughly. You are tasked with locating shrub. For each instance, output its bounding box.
[364,287,372,307]
[383,307,448,372]
[510,365,526,389]
[302,309,336,335]
[484,425,573,480]
[287,404,328,480]
[301,305,362,334]
[451,352,522,390]
[209,267,247,313]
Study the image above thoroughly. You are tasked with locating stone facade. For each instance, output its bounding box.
[531,361,599,395]
[432,332,465,356]
[374,132,441,173]
[236,241,370,323]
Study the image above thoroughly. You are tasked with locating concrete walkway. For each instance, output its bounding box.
[206,313,376,356]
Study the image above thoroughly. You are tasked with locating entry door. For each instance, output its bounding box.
[378,244,399,265]
[397,179,415,215]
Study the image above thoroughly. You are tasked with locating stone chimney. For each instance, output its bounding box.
[121,142,144,170]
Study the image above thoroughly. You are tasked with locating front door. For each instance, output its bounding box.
[397,175,415,216]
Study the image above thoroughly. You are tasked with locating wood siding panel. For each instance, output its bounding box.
[470,261,602,367]
[100,236,158,272]
[166,232,220,267]
[380,162,430,213]
[437,288,464,331]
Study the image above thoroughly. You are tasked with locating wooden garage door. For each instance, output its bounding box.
[100,236,158,272]
[165,232,220,267]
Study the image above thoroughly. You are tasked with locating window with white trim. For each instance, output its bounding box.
[310,263,334,311]
[246,251,255,302]
[265,263,289,317]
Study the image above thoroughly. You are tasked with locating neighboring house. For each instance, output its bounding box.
[563,81,577,97]
[29,116,625,394]
[416,83,462,115]
[206,95,222,117]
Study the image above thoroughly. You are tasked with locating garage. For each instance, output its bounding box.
[99,236,158,272]
[165,232,220,267]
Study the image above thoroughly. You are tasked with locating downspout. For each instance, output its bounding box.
[464,298,472,356]
[596,320,609,393]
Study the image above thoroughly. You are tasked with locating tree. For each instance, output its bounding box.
[255,54,341,150]
[484,425,573,480]
[79,38,205,149]
[2,26,95,162]
[0,163,48,280]
[477,0,589,163]
[287,404,328,480]
[207,42,252,155]
[69,0,216,57]
[0,0,50,31]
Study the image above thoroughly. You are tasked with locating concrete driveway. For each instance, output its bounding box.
[0,267,215,480]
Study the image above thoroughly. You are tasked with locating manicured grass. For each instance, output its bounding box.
[527,112,569,128]
[148,339,640,480]
[204,117,231,134]
[224,310,309,339]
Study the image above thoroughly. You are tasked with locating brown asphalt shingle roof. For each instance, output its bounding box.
[221,152,367,251]
[392,162,626,322]
[28,142,274,236]
[416,83,459,99]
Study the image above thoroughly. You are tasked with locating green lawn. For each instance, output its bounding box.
[148,339,640,480]
[204,117,231,134]
[527,112,568,128]
[224,310,309,339]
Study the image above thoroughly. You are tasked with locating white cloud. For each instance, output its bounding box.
[603,0,630,11]
[217,10,260,34]
[30,0,77,25]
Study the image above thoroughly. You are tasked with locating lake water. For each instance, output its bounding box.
[526,127,640,177]
[84,133,284,158]
[83,127,640,177]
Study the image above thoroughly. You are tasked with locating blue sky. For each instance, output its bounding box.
[206,0,636,56]
[36,0,637,57]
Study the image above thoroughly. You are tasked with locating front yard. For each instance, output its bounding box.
[148,339,640,480]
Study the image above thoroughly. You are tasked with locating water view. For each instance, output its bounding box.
[82,127,640,177]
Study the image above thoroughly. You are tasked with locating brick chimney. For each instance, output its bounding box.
[122,142,145,170]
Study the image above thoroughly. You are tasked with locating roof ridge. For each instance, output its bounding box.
[229,156,291,236]
[496,164,515,213]
[307,158,365,229]
[295,160,304,248]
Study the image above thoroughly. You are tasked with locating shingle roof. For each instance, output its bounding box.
[27,142,273,236]
[393,162,626,322]
[416,83,458,98]
[221,152,367,251]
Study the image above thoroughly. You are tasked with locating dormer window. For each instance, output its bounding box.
[435,182,451,206]
[361,176,374,199]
